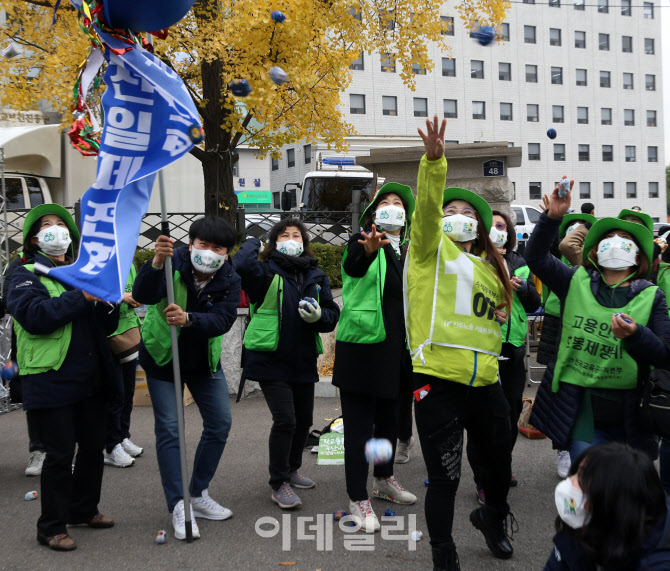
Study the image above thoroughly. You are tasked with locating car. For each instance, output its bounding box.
[512,204,543,241]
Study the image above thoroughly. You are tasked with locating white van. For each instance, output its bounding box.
[512,204,543,241]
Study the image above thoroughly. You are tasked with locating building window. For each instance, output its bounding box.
[347,5,362,20]
[471,60,484,79]
[379,9,395,30]
[382,96,397,116]
[602,145,613,161]
[287,149,295,168]
[232,162,238,177]
[598,0,608,13]
[603,182,614,198]
[622,36,633,53]
[412,62,427,75]
[601,107,612,125]
[624,109,635,126]
[648,146,658,162]
[380,53,396,72]
[271,157,279,171]
[625,146,636,162]
[440,16,454,36]
[626,182,637,199]
[529,182,542,200]
[472,101,486,120]
[621,0,631,15]
[578,144,590,161]
[499,62,511,81]
[575,31,586,48]
[442,58,456,77]
[646,74,656,91]
[645,38,655,55]
[552,105,564,123]
[304,144,311,164]
[550,28,562,46]
[526,64,538,83]
[523,0,535,3]
[500,102,513,121]
[524,26,536,44]
[554,144,566,161]
[443,99,458,119]
[649,182,659,198]
[349,52,364,70]
[445,140,459,145]
[413,97,428,118]
[577,106,588,124]
[623,72,634,90]
[574,0,585,10]
[549,0,560,7]
[576,69,587,86]
[528,143,541,161]
[501,23,510,41]
[527,104,539,122]
[644,2,654,19]
[647,110,657,127]
[600,71,611,88]
[350,94,366,115]
[580,182,591,199]
[551,67,563,85]
[599,33,609,51]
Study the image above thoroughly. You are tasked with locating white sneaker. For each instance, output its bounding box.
[372,475,417,505]
[191,489,233,521]
[121,438,143,457]
[103,443,135,468]
[395,437,415,464]
[25,451,46,477]
[172,499,201,540]
[348,499,381,533]
[557,450,571,479]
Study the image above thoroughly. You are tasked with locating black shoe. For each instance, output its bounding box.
[432,541,461,571]
[469,506,516,559]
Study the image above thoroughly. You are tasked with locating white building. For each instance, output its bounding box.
[271,0,666,221]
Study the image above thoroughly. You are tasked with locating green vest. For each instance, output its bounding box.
[14,264,72,375]
[243,273,323,354]
[543,255,572,317]
[501,264,531,347]
[553,266,656,392]
[142,271,223,372]
[657,263,670,318]
[336,247,387,344]
[110,264,141,337]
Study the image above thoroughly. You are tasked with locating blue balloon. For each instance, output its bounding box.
[547,128,557,139]
[188,124,204,144]
[271,10,286,23]
[476,26,496,46]
[104,0,195,31]
[230,79,252,97]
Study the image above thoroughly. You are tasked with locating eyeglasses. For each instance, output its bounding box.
[444,206,476,218]
[494,222,507,231]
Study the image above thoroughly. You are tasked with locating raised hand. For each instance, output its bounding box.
[546,179,573,220]
[358,224,390,257]
[418,115,447,161]
[539,194,550,212]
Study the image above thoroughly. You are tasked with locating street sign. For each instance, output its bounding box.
[482,159,505,178]
[235,190,271,204]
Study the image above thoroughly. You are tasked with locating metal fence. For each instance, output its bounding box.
[243,210,354,246]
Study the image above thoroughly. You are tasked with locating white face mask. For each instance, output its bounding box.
[596,234,639,271]
[489,227,508,248]
[277,239,303,257]
[374,204,406,232]
[190,247,227,274]
[442,214,478,242]
[565,222,581,236]
[36,225,72,256]
[554,478,590,529]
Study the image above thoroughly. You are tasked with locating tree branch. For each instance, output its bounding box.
[229,112,253,150]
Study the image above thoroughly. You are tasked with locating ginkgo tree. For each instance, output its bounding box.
[0,0,509,222]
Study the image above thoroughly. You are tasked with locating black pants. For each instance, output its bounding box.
[396,351,414,443]
[106,359,138,451]
[339,389,397,501]
[259,380,314,490]
[467,343,526,487]
[27,410,45,453]
[31,393,107,536]
[414,373,512,547]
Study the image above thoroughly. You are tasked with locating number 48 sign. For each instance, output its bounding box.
[483,159,505,178]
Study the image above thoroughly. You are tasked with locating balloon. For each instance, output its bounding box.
[269,66,289,85]
[103,0,195,32]
[271,10,286,23]
[230,79,252,97]
[475,26,496,46]
[547,128,557,139]
[188,124,204,144]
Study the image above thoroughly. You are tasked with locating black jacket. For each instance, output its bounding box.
[234,238,339,384]
[133,247,241,382]
[6,252,121,411]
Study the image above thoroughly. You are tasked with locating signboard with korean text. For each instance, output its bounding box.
[482,159,505,178]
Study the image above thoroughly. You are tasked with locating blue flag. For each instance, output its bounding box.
[42,25,200,302]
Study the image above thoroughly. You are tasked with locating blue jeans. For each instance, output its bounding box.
[147,369,232,512]
[569,426,625,465]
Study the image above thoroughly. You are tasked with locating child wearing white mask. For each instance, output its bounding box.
[235,219,340,510]
[525,181,670,468]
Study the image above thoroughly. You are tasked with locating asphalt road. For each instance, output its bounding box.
[0,368,560,571]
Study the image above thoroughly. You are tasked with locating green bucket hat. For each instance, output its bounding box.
[359,182,416,228]
[559,213,597,238]
[23,203,81,244]
[442,187,493,233]
[617,209,654,235]
[582,217,654,272]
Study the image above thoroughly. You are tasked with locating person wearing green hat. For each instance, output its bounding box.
[525,182,670,468]
[407,116,515,566]
[558,212,598,268]
[617,208,655,235]
[332,182,417,532]
[6,204,121,551]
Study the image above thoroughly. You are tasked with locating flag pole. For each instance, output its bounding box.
[158,170,193,543]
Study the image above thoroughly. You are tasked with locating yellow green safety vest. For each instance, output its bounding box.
[110,263,141,337]
[657,263,670,318]
[501,264,531,347]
